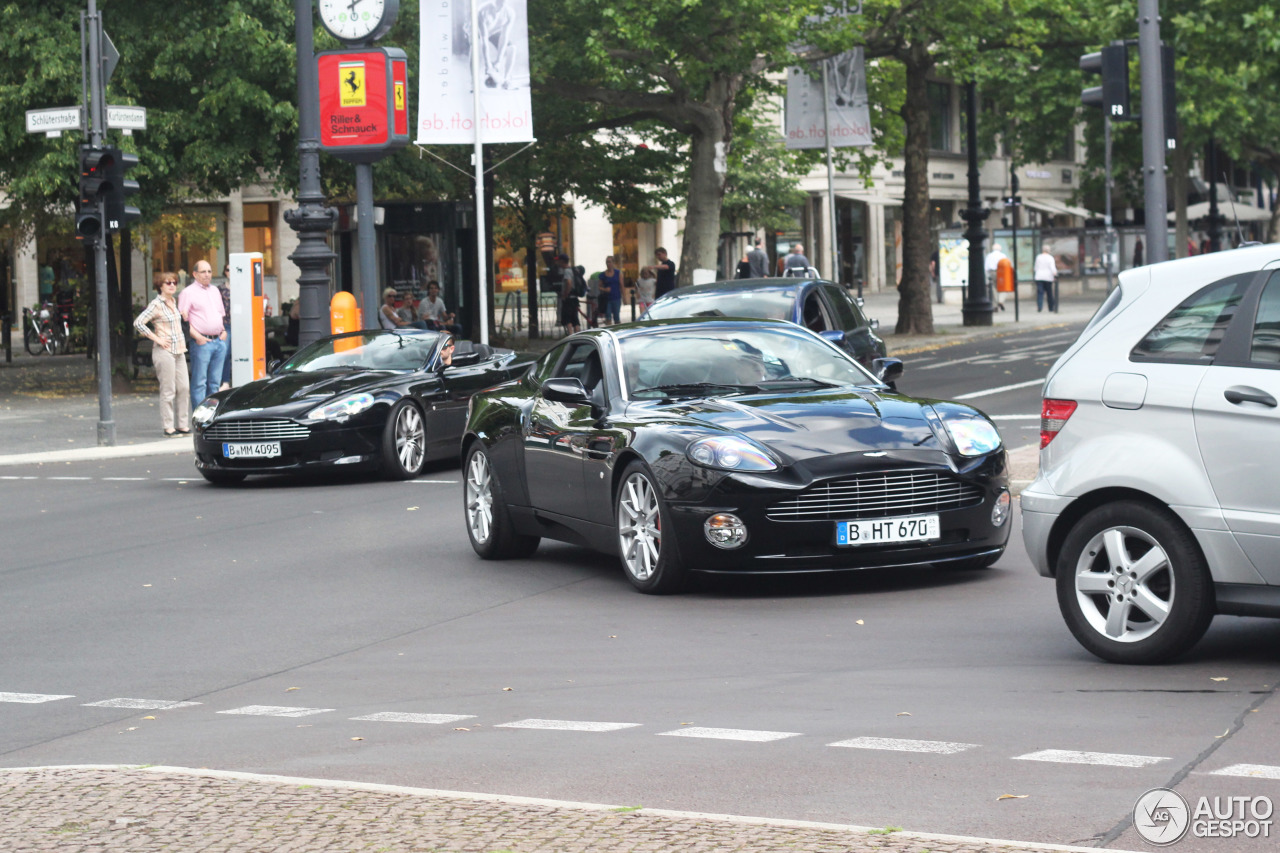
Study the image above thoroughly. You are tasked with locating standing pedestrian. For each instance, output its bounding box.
[1034,245,1059,313]
[585,268,601,328]
[218,264,233,390]
[178,261,228,410]
[735,252,753,279]
[654,247,677,298]
[1132,237,1144,268]
[782,243,811,276]
[984,242,1008,311]
[747,237,770,278]
[134,272,190,436]
[556,255,580,334]
[636,266,657,313]
[601,255,624,325]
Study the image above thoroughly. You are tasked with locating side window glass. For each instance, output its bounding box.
[554,342,607,400]
[530,344,566,386]
[801,291,829,332]
[822,285,861,331]
[1131,274,1250,362]
[1250,271,1280,364]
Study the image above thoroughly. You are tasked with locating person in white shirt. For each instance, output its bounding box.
[984,243,1008,311]
[1033,246,1059,312]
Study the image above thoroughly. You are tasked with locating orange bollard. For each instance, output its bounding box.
[996,257,1015,293]
[330,291,361,353]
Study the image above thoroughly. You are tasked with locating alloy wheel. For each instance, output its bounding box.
[395,405,425,472]
[1072,525,1173,644]
[466,450,494,545]
[618,472,661,581]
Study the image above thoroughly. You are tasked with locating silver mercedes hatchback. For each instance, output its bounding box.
[1022,243,1280,663]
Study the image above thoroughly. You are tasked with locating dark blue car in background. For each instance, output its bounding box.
[641,278,888,371]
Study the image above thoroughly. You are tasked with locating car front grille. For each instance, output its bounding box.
[766,470,984,521]
[203,419,311,442]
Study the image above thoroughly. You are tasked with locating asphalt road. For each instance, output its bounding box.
[3,326,1279,852]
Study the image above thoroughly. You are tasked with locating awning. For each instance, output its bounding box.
[834,191,902,206]
[1168,201,1272,223]
[1022,197,1099,219]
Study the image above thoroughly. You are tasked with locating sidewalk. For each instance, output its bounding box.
[0,765,1135,853]
[0,288,1104,466]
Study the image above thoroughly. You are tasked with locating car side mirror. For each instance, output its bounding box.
[872,357,904,385]
[869,317,880,331]
[819,329,847,346]
[542,377,591,405]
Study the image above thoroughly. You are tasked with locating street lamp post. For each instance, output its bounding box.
[961,82,993,327]
[284,0,337,349]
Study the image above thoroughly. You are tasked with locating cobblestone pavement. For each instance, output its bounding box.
[1,766,1128,853]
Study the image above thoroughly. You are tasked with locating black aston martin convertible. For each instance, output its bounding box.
[461,318,1012,593]
[191,329,532,484]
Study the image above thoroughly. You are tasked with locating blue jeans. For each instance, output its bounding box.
[606,300,621,324]
[1035,280,1057,312]
[189,336,227,409]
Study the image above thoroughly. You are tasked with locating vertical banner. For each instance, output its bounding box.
[417,0,534,144]
[785,48,873,150]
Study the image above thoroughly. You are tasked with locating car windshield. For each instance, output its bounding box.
[281,331,442,373]
[644,288,796,322]
[622,325,876,399]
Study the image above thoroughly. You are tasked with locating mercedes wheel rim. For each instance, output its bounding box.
[395,405,425,472]
[466,451,494,545]
[1073,525,1173,644]
[618,472,661,582]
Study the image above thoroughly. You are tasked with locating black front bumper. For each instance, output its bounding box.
[193,420,384,475]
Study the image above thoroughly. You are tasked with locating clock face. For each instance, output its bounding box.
[318,0,396,43]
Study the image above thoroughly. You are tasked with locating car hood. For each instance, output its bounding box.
[213,370,403,417]
[645,388,945,462]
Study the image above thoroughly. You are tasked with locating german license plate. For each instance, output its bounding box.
[836,514,940,546]
[222,441,281,459]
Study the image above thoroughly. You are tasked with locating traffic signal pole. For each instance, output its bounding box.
[1138,0,1168,264]
[86,0,114,446]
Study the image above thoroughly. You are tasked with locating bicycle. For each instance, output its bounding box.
[23,304,67,356]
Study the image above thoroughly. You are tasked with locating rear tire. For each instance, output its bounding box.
[199,469,246,486]
[24,327,43,356]
[1056,501,1213,664]
[463,443,539,559]
[615,461,686,594]
[380,400,426,480]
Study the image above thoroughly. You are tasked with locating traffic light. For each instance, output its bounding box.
[1080,43,1130,119]
[75,146,109,242]
[100,148,141,232]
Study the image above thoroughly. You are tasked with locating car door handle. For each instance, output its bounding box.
[1224,386,1278,408]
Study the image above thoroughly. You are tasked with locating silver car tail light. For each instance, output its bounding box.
[1040,399,1078,448]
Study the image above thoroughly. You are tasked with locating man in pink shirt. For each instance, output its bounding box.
[178,261,228,409]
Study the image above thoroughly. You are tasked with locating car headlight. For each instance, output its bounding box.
[307,393,376,421]
[942,416,1003,456]
[687,436,778,472]
[191,398,220,427]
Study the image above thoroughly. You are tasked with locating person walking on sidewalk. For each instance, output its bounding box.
[984,243,1008,311]
[1034,245,1059,312]
[747,237,770,278]
[600,255,624,325]
[134,272,190,436]
[178,261,228,410]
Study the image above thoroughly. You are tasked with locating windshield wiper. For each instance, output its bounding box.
[641,382,757,399]
[755,378,846,390]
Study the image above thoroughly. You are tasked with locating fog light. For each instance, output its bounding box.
[991,490,1011,527]
[704,513,747,549]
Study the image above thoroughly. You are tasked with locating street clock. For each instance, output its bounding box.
[317,0,399,44]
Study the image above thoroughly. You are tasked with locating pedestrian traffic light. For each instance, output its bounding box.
[75,146,109,242]
[1080,44,1130,120]
[101,148,141,232]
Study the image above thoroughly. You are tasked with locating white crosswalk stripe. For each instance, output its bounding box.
[496,719,641,732]
[0,692,74,703]
[350,712,476,724]
[657,727,801,742]
[1014,749,1168,768]
[1210,764,1280,780]
[83,698,202,710]
[828,736,978,754]
[218,705,334,718]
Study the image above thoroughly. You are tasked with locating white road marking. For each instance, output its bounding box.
[46,476,93,480]
[83,698,201,710]
[1014,749,1168,768]
[0,476,38,480]
[1210,763,1280,780]
[217,705,334,718]
[496,719,641,733]
[0,692,74,703]
[350,712,476,724]
[161,478,193,482]
[404,480,459,484]
[657,727,801,742]
[101,477,148,481]
[953,379,1044,400]
[828,736,978,754]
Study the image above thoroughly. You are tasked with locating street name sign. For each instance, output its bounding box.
[107,105,146,133]
[26,106,82,136]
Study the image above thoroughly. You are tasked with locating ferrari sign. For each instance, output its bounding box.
[317,47,410,164]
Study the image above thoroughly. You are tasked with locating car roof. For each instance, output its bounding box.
[583,317,802,341]
[658,278,831,299]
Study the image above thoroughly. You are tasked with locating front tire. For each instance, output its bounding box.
[380,401,426,480]
[199,469,246,486]
[24,327,43,356]
[1056,501,1213,664]
[616,462,686,594]
[463,443,539,559]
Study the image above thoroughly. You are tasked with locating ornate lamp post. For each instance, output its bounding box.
[960,82,993,326]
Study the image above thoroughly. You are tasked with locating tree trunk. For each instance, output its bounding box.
[679,121,729,287]
[896,52,935,335]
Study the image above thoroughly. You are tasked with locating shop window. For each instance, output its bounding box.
[149,209,224,283]
[243,203,277,276]
[928,82,952,152]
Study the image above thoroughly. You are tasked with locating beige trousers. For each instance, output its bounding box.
[153,346,191,432]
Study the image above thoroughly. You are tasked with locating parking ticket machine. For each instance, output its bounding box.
[228,252,265,386]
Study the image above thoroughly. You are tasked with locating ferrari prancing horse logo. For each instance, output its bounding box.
[339,61,366,107]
